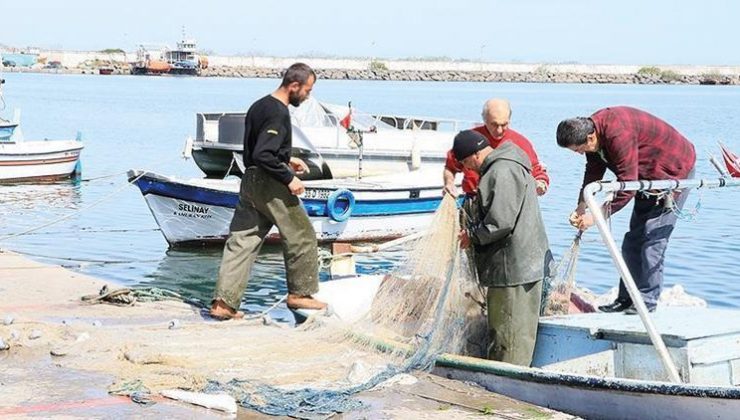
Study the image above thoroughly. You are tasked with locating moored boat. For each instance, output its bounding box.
[128,169,457,247]
[191,98,473,178]
[295,275,740,420]
[0,81,83,183]
[0,139,83,182]
[291,175,740,420]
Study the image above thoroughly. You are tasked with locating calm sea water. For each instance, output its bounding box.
[1,72,739,321]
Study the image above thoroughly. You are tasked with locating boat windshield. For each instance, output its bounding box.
[289,97,397,132]
[291,124,321,156]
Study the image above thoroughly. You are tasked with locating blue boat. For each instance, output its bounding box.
[128,169,457,247]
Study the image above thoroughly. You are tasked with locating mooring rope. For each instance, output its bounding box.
[6,227,160,236]
[0,171,148,243]
[81,284,288,322]
[2,248,201,266]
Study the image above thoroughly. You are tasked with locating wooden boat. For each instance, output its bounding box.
[128,169,458,247]
[294,274,740,420]
[0,140,83,182]
[0,111,83,183]
[291,176,740,419]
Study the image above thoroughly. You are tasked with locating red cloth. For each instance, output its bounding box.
[580,106,696,214]
[445,126,550,195]
[340,111,351,129]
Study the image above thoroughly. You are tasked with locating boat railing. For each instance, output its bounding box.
[372,113,475,132]
[583,176,740,383]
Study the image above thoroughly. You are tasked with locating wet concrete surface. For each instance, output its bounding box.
[0,250,575,419]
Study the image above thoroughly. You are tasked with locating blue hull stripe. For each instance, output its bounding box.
[134,176,452,217]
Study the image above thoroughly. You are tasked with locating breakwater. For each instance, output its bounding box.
[6,64,739,85]
[3,49,740,84]
[199,66,740,85]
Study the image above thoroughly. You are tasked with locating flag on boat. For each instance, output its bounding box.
[719,142,740,177]
[340,102,352,129]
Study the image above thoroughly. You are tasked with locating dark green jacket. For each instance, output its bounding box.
[469,142,552,287]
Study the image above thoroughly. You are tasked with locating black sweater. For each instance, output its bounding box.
[243,95,294,185]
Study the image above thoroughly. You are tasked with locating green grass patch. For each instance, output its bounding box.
[637,66,662,76]
[369,59,388,72]
[99,48,124,54]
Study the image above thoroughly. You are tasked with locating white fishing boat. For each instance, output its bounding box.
[0,139,83,182]
[293,176,740,420]
[129,168,458,247]
[190,97,473,179]
[0,79,84,183]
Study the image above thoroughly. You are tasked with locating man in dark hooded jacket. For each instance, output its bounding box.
[455,130,552,366]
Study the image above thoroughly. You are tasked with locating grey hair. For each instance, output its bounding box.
[481,99,512,120]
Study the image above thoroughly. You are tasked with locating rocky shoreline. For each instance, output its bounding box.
[5,64,740,85]
[201,66,740,85]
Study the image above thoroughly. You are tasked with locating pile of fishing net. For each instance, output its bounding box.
[91,194,582,418]
[203,194,488,417]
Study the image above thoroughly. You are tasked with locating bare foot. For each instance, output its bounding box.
[286,294,328,310]
[209,299,244,320]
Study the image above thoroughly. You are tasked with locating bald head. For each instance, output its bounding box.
[481,99,512,140]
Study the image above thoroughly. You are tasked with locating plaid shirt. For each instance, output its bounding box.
[445,126,549,195]
[580,106,696,213]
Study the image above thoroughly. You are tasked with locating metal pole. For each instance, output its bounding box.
[709,155,729,177]
[582,176,740,382]
[583,182,682,383]
[357,132,364,180]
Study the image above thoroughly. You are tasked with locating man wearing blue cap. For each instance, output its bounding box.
[455,129,552,366]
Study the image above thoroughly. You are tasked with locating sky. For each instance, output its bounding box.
[2,0,740,65]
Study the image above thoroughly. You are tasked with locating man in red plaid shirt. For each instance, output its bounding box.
[557,106,696,314]
[443,99,549,198]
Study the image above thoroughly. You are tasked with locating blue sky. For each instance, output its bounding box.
[2,0,739,65]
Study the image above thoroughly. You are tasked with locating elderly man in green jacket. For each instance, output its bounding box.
[455,130,552,366]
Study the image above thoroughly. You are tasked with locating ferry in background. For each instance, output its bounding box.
[130,34,207,76]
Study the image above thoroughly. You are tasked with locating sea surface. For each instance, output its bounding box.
[1,72,739,322]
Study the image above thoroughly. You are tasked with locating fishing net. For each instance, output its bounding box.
[542,231,583,316]
[201,194,486,417]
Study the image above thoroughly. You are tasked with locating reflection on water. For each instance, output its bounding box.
[0,181,83,233]
[140,244,399,323]
[1,73,739,315]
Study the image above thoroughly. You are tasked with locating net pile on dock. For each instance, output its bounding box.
[203,194,486,417]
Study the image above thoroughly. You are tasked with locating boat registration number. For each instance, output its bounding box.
[303,189,332,200]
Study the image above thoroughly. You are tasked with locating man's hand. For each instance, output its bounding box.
[288,176,305,195]
[443,182,458,198]
[568,211,581,228]
[577,213,595,230]
[568,202,588,226]
[535,180,548,196]
[458,229,471,249]
[289,157,310,175]
[569,210,595,230]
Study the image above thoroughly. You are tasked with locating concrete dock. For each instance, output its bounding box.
[0,249,575,419]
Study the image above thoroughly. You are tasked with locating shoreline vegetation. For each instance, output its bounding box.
[2,49,740,84]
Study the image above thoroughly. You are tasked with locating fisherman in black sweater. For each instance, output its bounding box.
[210,63,326,320]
